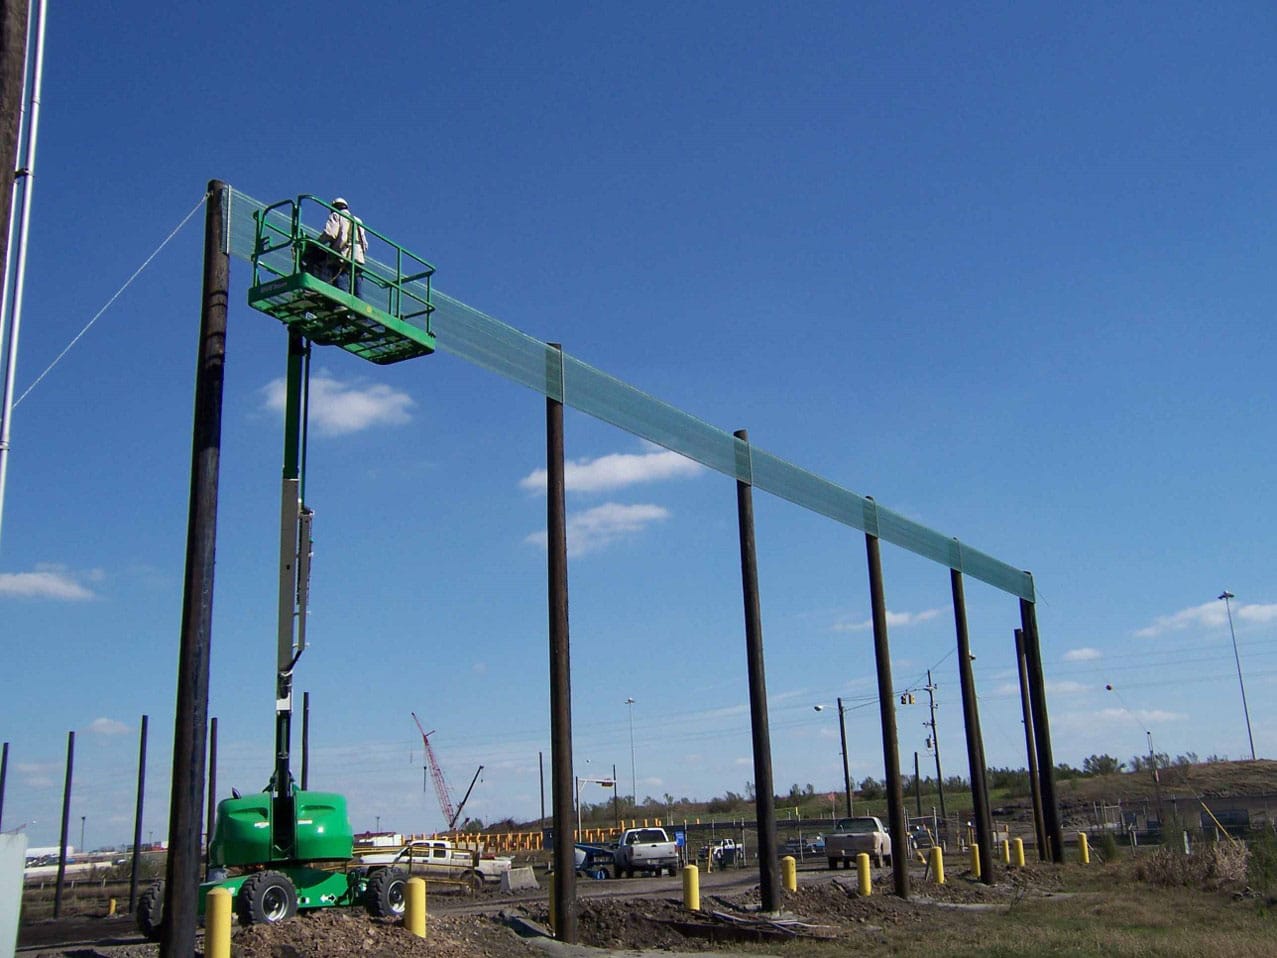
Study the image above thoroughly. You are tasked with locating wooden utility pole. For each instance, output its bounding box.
[162,182,229,958]
[0,0,30,270]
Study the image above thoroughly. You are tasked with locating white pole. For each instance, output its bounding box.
[0,0,48,553]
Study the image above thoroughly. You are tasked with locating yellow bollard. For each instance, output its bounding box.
[683,864,700,911]
[205,887,232,958]
[107,898,117,917]
[1013,837,1025,868]
[1002,838,1011,864]
[1078,832,1090,865]
[405,877,426,938]
[929,845,945,884]
[970,843,981,879]
[856,852,872,896]
[781,855,797,892]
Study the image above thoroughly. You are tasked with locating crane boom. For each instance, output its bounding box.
[411,712,456,829]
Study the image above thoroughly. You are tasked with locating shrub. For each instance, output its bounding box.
[1134,842,1249,889]
[1094,831,1121,863]
[1245,828,1277,895]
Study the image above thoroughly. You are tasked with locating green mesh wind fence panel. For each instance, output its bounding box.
[225,188,1035,601]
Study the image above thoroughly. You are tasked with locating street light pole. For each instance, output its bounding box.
[1105,683,1164,822]
[813,701,853,817]
[624,697,636,805]
[1218,591,1256,761]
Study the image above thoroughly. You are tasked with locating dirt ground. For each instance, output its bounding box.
[18,863,1066,957]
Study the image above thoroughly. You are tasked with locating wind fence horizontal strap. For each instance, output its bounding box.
[225,188,1034,602]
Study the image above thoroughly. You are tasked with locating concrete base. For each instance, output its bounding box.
[1,832,29,958]
[501,865,539,893]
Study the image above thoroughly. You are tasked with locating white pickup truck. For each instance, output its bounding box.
[824,816,892,869]
[356,839,512,891]
[612,827,680,878]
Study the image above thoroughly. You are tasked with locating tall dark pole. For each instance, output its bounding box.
[951,569,993,883]
[0,740,8,829]
[837,697,852,817]
[1015,628,1046,859]
[163,181,229,958]
[733,429,780,912]
[924,670,946,823]
[1021,598,1064,862]
[205,716,217,875]
[546,344,577,942]
[301,691,310,790]
[538,750,545,825]
[0,0,30,275]
[53,730,73,918]
[612,763,620,828]
[865,512,909,899]
[913,751,922,817]
[128,715,148,913]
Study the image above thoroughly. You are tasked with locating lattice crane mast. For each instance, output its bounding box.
[411,712,456,829]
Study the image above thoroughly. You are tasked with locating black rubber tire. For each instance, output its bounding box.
[827,857,837,870]
[136,879,165,942]
[668,865,679,877]
[365,867,407,918]
[237,870,298,926]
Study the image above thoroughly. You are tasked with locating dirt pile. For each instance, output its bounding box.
[229,909,529,958]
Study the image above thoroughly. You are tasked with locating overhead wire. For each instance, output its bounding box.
[13,191,209,408]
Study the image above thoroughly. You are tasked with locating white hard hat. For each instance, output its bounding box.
[332,197,348,209]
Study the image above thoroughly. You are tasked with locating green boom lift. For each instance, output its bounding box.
[137,197,437,938]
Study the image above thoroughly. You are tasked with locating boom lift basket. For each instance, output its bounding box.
[247,195,436,364]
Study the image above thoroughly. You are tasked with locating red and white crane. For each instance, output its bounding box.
[410,712,483,831]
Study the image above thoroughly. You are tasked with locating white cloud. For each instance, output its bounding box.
[1046,680,1089,695]
[832,608,943,632]
[87,718,130,736]
[1134,600,1223,637]
[0,566,95,600]
[1097,706,1184,724]
[17,762,57,788]
[520,448,701,494]
[1063,648,1102,662]
[525,502,670,557]
[1133,599,1277,638]
[1238,603,1277,626]
[262,373,413,436]
[995,679,1090,697]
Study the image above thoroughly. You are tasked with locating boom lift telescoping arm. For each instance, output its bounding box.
[272,330,314,860]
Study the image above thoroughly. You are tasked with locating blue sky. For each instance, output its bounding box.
[2,2,1275,849]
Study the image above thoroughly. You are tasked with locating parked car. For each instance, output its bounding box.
[699,839,743,867]
[825,816,892,868]
[781,836,824,857]
[908,823,936,851]
[612,827,680,878]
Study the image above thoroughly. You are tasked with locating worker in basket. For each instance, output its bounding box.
[305,197,368,296]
